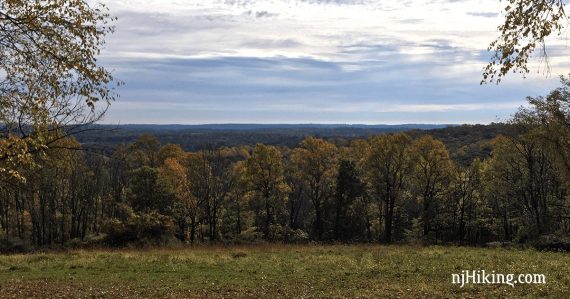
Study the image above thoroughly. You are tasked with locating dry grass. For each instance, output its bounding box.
[0,244,568,298]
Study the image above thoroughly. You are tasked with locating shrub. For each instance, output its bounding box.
[65,234,106,249]
[284,228,309,243]
[0,237,31,254]
[237,227,264,243]
[533,234,570,252]
[101,212,176,247]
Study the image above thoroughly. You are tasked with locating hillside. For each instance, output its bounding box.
[75,123,512,165]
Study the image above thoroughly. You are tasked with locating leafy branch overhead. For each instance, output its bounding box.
[0,0,119,180]
[483,0,567,83]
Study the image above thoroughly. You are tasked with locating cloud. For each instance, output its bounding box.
[254,10,278,18]
[299,0,369,5]
[467,11,499,18]
[96,0,567,124]
[102,55,558,117]
[399,18,425,24]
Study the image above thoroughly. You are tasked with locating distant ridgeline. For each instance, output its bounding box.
[74,123,511,166]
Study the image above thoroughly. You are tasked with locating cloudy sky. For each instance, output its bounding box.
[96,0,569,124]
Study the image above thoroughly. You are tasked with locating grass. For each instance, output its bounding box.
[0,244,568,298]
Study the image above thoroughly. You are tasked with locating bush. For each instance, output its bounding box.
[267,224,286,241]
[0,237,31,254]
[237,227,264,243]
[404,218,423,244]
[101,212,176,247]
[265,225,309,242]
[101,218,137,246]
[533,234,570,252]
[65,234,106,249]
[284,228,309,243]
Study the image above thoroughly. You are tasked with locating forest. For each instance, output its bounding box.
[1,81,570,252]
[3,1,570,297]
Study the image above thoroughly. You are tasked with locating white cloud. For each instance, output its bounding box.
[92,0,569,124]
[98,0,570,71]
[99,0,499,59]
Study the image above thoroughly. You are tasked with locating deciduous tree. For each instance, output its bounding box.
[365,133,412,243]
[411,135,455,241]
[290,137,338,239]
[0,0,119,179]
[245,144,288,239]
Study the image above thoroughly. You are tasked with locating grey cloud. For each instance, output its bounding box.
[97,0,562,124]
[223,0,256,7]
[340,37,472,58]
[300,0,369,5]
[114,11,187,37]
[256,11,278,18]
[114,10,235,37]
[102,54,504,105]
[100,53,559,124]
[340,42,403,55]
[243,10,279,18]
[241,38,303,49]
[467,12,499,18]
[419,39,456,51]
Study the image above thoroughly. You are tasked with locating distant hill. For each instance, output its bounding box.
[75,123,511,165]
[104,123,450,131]
[76,123,451,151]
[408,123,514,166]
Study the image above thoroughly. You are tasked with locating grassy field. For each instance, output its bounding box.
[0,245,568,298]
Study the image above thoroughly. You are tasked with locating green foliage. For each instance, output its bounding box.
[365,133,413,242]
[513,75,570,182]
[245,144,289,238]
[334,159,364,241]
[410,135,455,241]
[127,166,175,214]
[290,137,338,239]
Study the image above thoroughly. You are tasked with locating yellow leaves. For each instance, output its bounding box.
[161,157,187,184]
[160,156,195,209]
[483,0,566,83]
[411,135,454,172]
[0,0,118,180]
[0,167,27,183]
[246,144,289,196]
[364,133,413,196]
[158,143,185,164]
[0,134,33,182]
[291,137,338,181]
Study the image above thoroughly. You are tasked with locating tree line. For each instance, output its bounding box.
[2,0,570,250]
[2,80,570,249]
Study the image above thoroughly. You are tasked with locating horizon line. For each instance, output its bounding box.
[95,122,496,126]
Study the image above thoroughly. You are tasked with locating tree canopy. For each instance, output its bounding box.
[0,0,118,180]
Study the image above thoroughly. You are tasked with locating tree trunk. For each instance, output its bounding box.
[384,197,394,243]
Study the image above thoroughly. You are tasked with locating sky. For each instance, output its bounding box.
[96,0,570,124]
